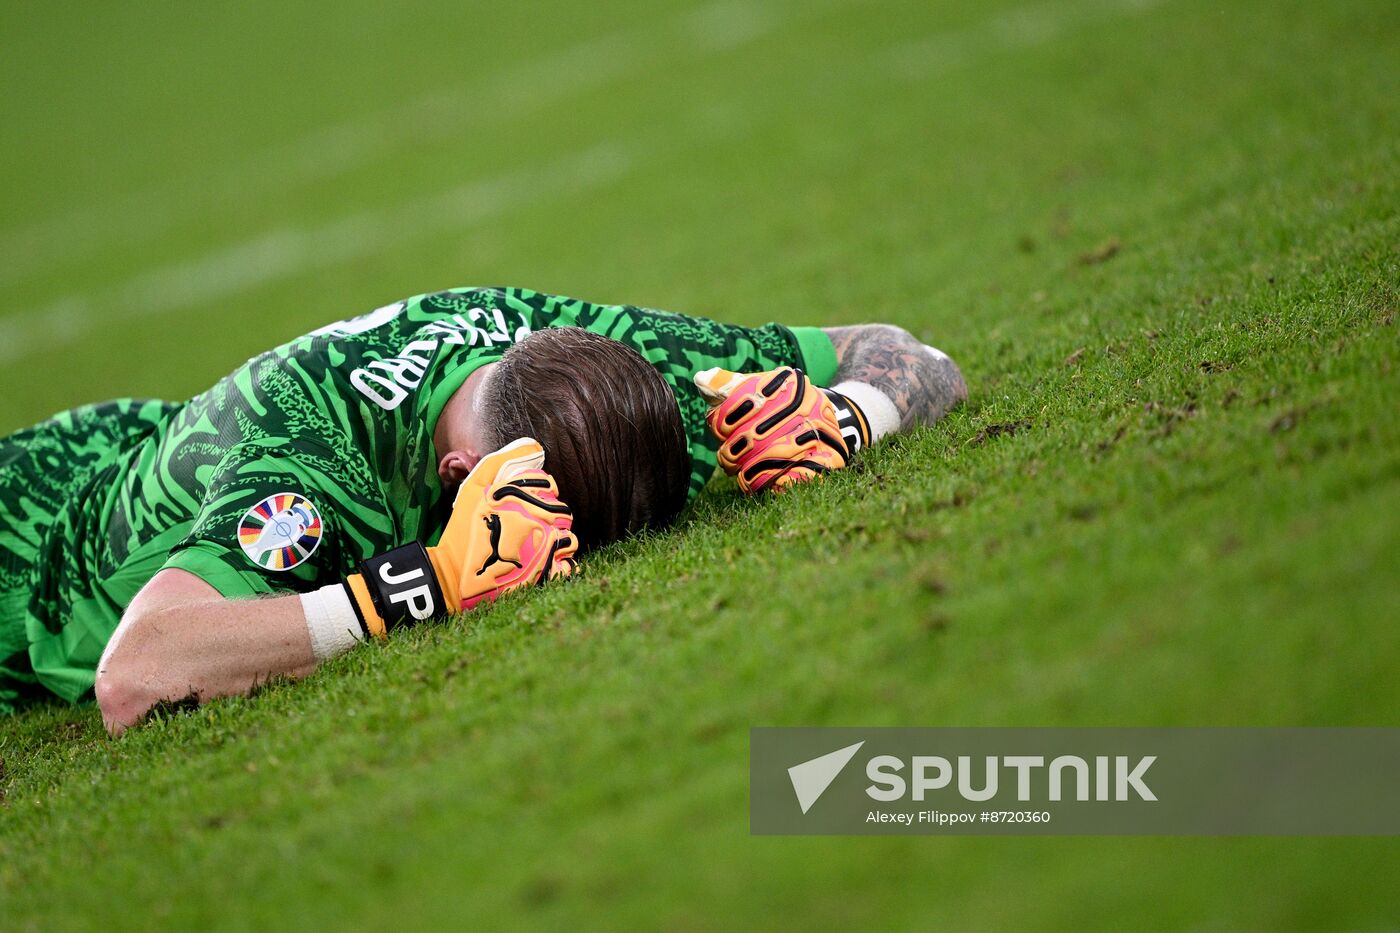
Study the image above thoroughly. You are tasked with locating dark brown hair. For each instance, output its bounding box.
[480,327,690,550]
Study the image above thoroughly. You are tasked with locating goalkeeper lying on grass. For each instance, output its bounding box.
[0,287,965,734]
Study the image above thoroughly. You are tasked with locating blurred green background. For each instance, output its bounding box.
[2,0,1398,929]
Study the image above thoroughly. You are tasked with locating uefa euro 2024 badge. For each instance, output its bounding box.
[238,493,324,571]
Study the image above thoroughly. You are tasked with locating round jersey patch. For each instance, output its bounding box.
[238,493,324,571]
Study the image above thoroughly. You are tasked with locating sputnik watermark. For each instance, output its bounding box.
[751,728,1400,835]
[864,754,1156,802]
[786,744,1156,816]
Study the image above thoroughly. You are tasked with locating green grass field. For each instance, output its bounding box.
[2,0,1398,928]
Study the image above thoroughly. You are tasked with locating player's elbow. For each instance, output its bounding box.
[98,567,221,735]
[95,615,168,737]
[94,662,152,737]
[894,322,969,406]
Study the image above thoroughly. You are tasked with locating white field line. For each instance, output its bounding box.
[887,0,1165,78]
[0,0,1163,366]
[0,143,633,364]
[0,35,635,289]
[0,0,794,290]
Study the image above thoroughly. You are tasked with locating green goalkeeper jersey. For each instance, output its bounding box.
[0,286,837,708]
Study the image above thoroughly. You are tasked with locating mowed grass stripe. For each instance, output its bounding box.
[0,0,1397,928]
[2,0,1189,370]
[0,0,860,294]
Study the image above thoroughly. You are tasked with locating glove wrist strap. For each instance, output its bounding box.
[349,542,447,638]
[344,574,386,640]
[826,382,899,453]
[822,387,873,455]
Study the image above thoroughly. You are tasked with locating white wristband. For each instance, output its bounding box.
[830,380,900,444]
[300,583,365,662]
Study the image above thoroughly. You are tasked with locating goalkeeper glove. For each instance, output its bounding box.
[300,438,578,659]
[695,366,879,494]
[347,437,578,636]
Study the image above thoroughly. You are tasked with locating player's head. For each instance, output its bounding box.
[477,327,690,550]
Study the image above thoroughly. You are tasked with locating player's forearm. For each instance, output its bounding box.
[823,324,967,431]
[96,571,317,735]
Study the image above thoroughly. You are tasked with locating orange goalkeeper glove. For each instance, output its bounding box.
[695,367,876,494]
[343,438,578,639]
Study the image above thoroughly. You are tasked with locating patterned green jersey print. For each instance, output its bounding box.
[0,286,830,706]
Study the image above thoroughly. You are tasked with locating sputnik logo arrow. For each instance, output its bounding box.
[788,741,865,814]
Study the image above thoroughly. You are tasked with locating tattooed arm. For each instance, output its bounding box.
[823,324,967,431]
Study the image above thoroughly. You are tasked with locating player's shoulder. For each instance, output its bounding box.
[295,287,506,340]
[408,285,525,312]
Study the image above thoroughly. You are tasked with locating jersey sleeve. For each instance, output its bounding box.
[161,439,394,599]
[785,326,840,387]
